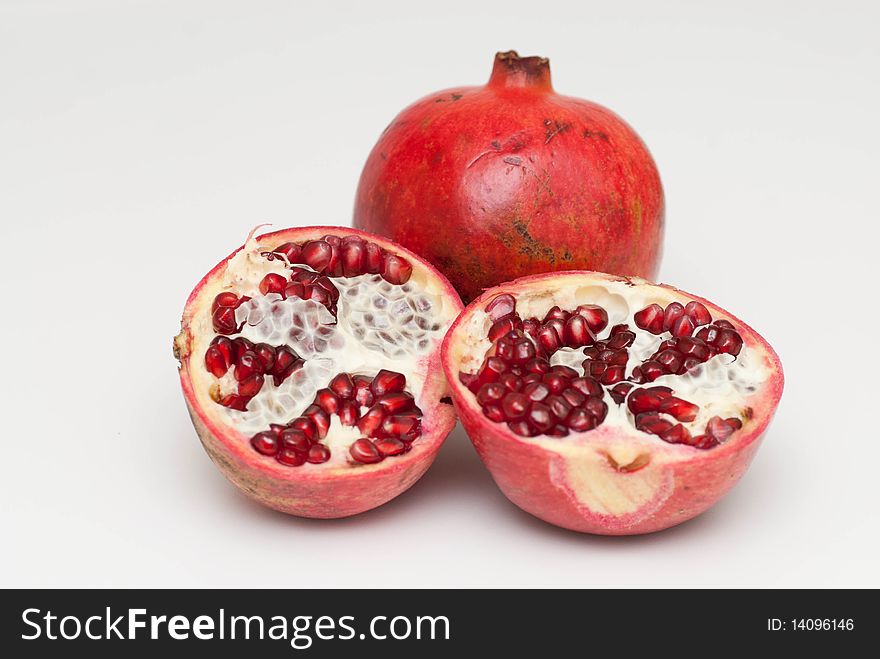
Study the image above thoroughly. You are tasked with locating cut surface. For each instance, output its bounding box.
[175,226,462,517]
[442,271,783,534]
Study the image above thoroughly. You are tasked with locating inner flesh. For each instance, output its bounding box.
[457,280,770,449]
[197,232,456,467]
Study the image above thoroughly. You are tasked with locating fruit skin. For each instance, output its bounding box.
[174,226,462,519]
[354,51,664,302]
[441,271,784,535]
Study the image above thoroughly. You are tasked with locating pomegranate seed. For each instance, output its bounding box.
[501,392,529,420]
[670,315,696,338]
[527,402,554,433]
[338,400,359,426]
[281,428,311,453]
[212,291,239,313]
[636,413,674,436]
[302,405,330,439]
[627,386,672,414]
[536,326,561,355]
[485,293,517,320]
[371,369,406,396]
[341,241,365,277]
[238,374,264,397]
[357,241,382,274]
[550,364,579,379]
[600,365,625,385]
[276,448,306,466]
[306,444,331,463]
[289,417,317,440]
[477,383,506,406]
[660,424,692,445]
[219,394,249,411]
[521,318,540,341]
[459,372,477,389]
[563,314,593,347]
[707,416,738,441]
[523,382,550,402]
[377,392,414,414]
[205,345,229,377]
[542,373,568,394]
[269,423,287,436]
[663,302,685,332]
[382,415,419,437]
[522,373,542,385]
[507,421,537,437]
[658,396,699,422]
[655,349,683,374]
[374,437,406,457]
[301,240,333,271]
[607,330,636,350]
[283,281,305,300]
[253,343,276,372]
[488,315,522,342]
[570,376,603,397]
[357,405,385,436]
[696,325,720,345]
[682,357,702,373]
[350,438,383,464]
[547,425,570,437]
[676,337,711,360]
[640,360,664,382]
[727,417,743,430]
[497,373,523,392]
[524,358,552,374]
[561,387,587,407]
[270,346,301,385]
[329,373,355,399]
[587,361,607,378]
[575,304,608,333]
[685,301,712,326]
[315,388,341,414]
[609,382,633,404]
[543,306,569,322]
[307,285,332,308]
[212,306,239,335]
[567,408,596,432]
[483,405,505,423]
[715,319,735,329]
[692,434,720,449]
[235,351,263,381]
[259,273,287,296]
[314,276,339,302]
[382,253,413,285]
[272,242,302,263]
[545,395,572,422]
[715,329,743,356]
[473,356,507,389]
[251,431,278,456]
[352,375,374,407]
[634,304,664,334]
[584,397,608,421]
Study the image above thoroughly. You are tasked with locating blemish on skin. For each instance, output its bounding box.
[583,128,610,141]
[503,156,523,166]
[544,119,571,144]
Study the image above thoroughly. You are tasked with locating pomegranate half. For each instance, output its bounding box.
[354,51,664,302]
[442,272,783,534]
[174,226,463,518]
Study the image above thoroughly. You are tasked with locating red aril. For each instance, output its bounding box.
[354,51,664,302]
[442,271,783,535]
[174,226,463,518]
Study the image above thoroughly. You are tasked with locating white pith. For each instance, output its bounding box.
[458,278,771,445]
[191,233,458,467]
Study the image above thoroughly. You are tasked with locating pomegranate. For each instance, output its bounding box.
[354,50,664,302]
[174,226,463,518]
[442,272,783,535]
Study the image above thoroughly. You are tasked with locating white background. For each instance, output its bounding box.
[2,0,878,587]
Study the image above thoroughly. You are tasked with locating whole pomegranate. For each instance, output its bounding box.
[442,272,783,534]
[174,226,463,518]
[354,51,664,302]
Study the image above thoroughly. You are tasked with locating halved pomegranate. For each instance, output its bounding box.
[442,272,783,535]
[174,226,463,518]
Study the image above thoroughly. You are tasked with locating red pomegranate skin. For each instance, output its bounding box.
[354,51,665,302]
